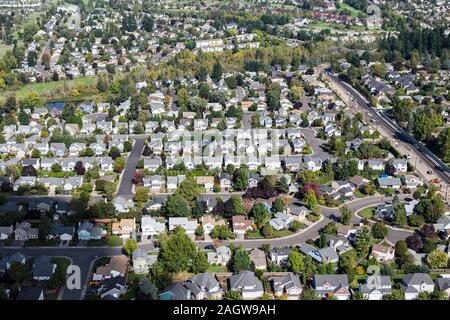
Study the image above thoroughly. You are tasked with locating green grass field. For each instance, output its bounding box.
[339,3,365,18]
[359,207,375,219]
[0,76,98,105]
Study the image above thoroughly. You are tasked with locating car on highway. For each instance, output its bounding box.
[427,170,433,174]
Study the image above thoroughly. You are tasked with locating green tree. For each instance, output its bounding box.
[234,168,249,191]
[371,222,389,239]
[224,196,247,217]
[340,205,352,225]
[49,161,62,173]
[288,248,304,273]
[224,290,242,300]
[211,61,223,82]
[134,187,149,203]
[394,203,407,227]
[301,288,320,300]
[413,109,434,142]
[272,197,285,213]
[175,177,202,203]
[290,85,304,102]
[275,176,289,193]
[163,194,191,217]
[233,248,252,272]
[354,226,371,257]
[159,227,198,273]
[427,249,449,269]
[211,225,233,240]
[250,203,269,227]
[38,215,52,240]
[304,189,318,209]
[142,15,154,32]
[139,278,158,299]
[124,239,138,256]
[20,92,41,111]
[191,251,209,273]
[177,87,189,109]
[8,261,28,283]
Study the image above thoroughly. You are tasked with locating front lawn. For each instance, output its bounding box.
[354,190,366,198]
[207,265,228,273]
[273,229,294,238]
[127,271,147,283]
[24,239,60,247]
[246,230,263,239]
[359,207,375,219]
[87,239,107,247]
[107,235,123,247]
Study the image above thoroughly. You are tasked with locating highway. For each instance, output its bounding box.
[327,74,450,201]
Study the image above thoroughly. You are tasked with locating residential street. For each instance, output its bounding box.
[116,137,145,196]
[1,195,412,300]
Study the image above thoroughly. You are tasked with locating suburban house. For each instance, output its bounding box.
[402,273,435,300]
[376,177,402,189]
[92,256,129,282]
[141,216,166,238]
[313,274,351,300]
[200,215,226,235]
[207,246,231,266]
[269,212,293,231]
[159,283,191,300]
[269,247,291,266]
[0,225,14,240]
[14,222,38,241]
[97,276,128,300]
[229,271,264,299]
[113,196,135,213]
[249,248,267,270]
[299,243,339,264]
[389,158,408,174]
[370,244,395,262]
[32,255,57,281]
[359,276,392,300]
[184,273,224,300]
[112,218,136,239]
[232,215,253,237]
[270,272,303,299]
[132,249,158,274]
[168,217,197,235]
[49,223,74,241]
[77,221,106,241]
[436,278,450,297]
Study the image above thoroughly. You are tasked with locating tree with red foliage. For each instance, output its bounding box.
[244,187,278,200]
[301,182,321,199]
[142,145,152,156]
[22,165,37,176]
[421,224,436,239]
[406,233,424,252]
[132,170,145,185]
[74,161,86,176]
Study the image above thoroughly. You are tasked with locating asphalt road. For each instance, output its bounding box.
[299,128,329,160]
[1,196,412,299]
[198,196,411,249]
[328,74,450,196]
[116,137,145,196]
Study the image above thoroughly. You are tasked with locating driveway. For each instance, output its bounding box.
[299,128,329,160]
[116,137,145,196]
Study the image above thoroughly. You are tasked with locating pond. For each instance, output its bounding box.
[47,101,65,110]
